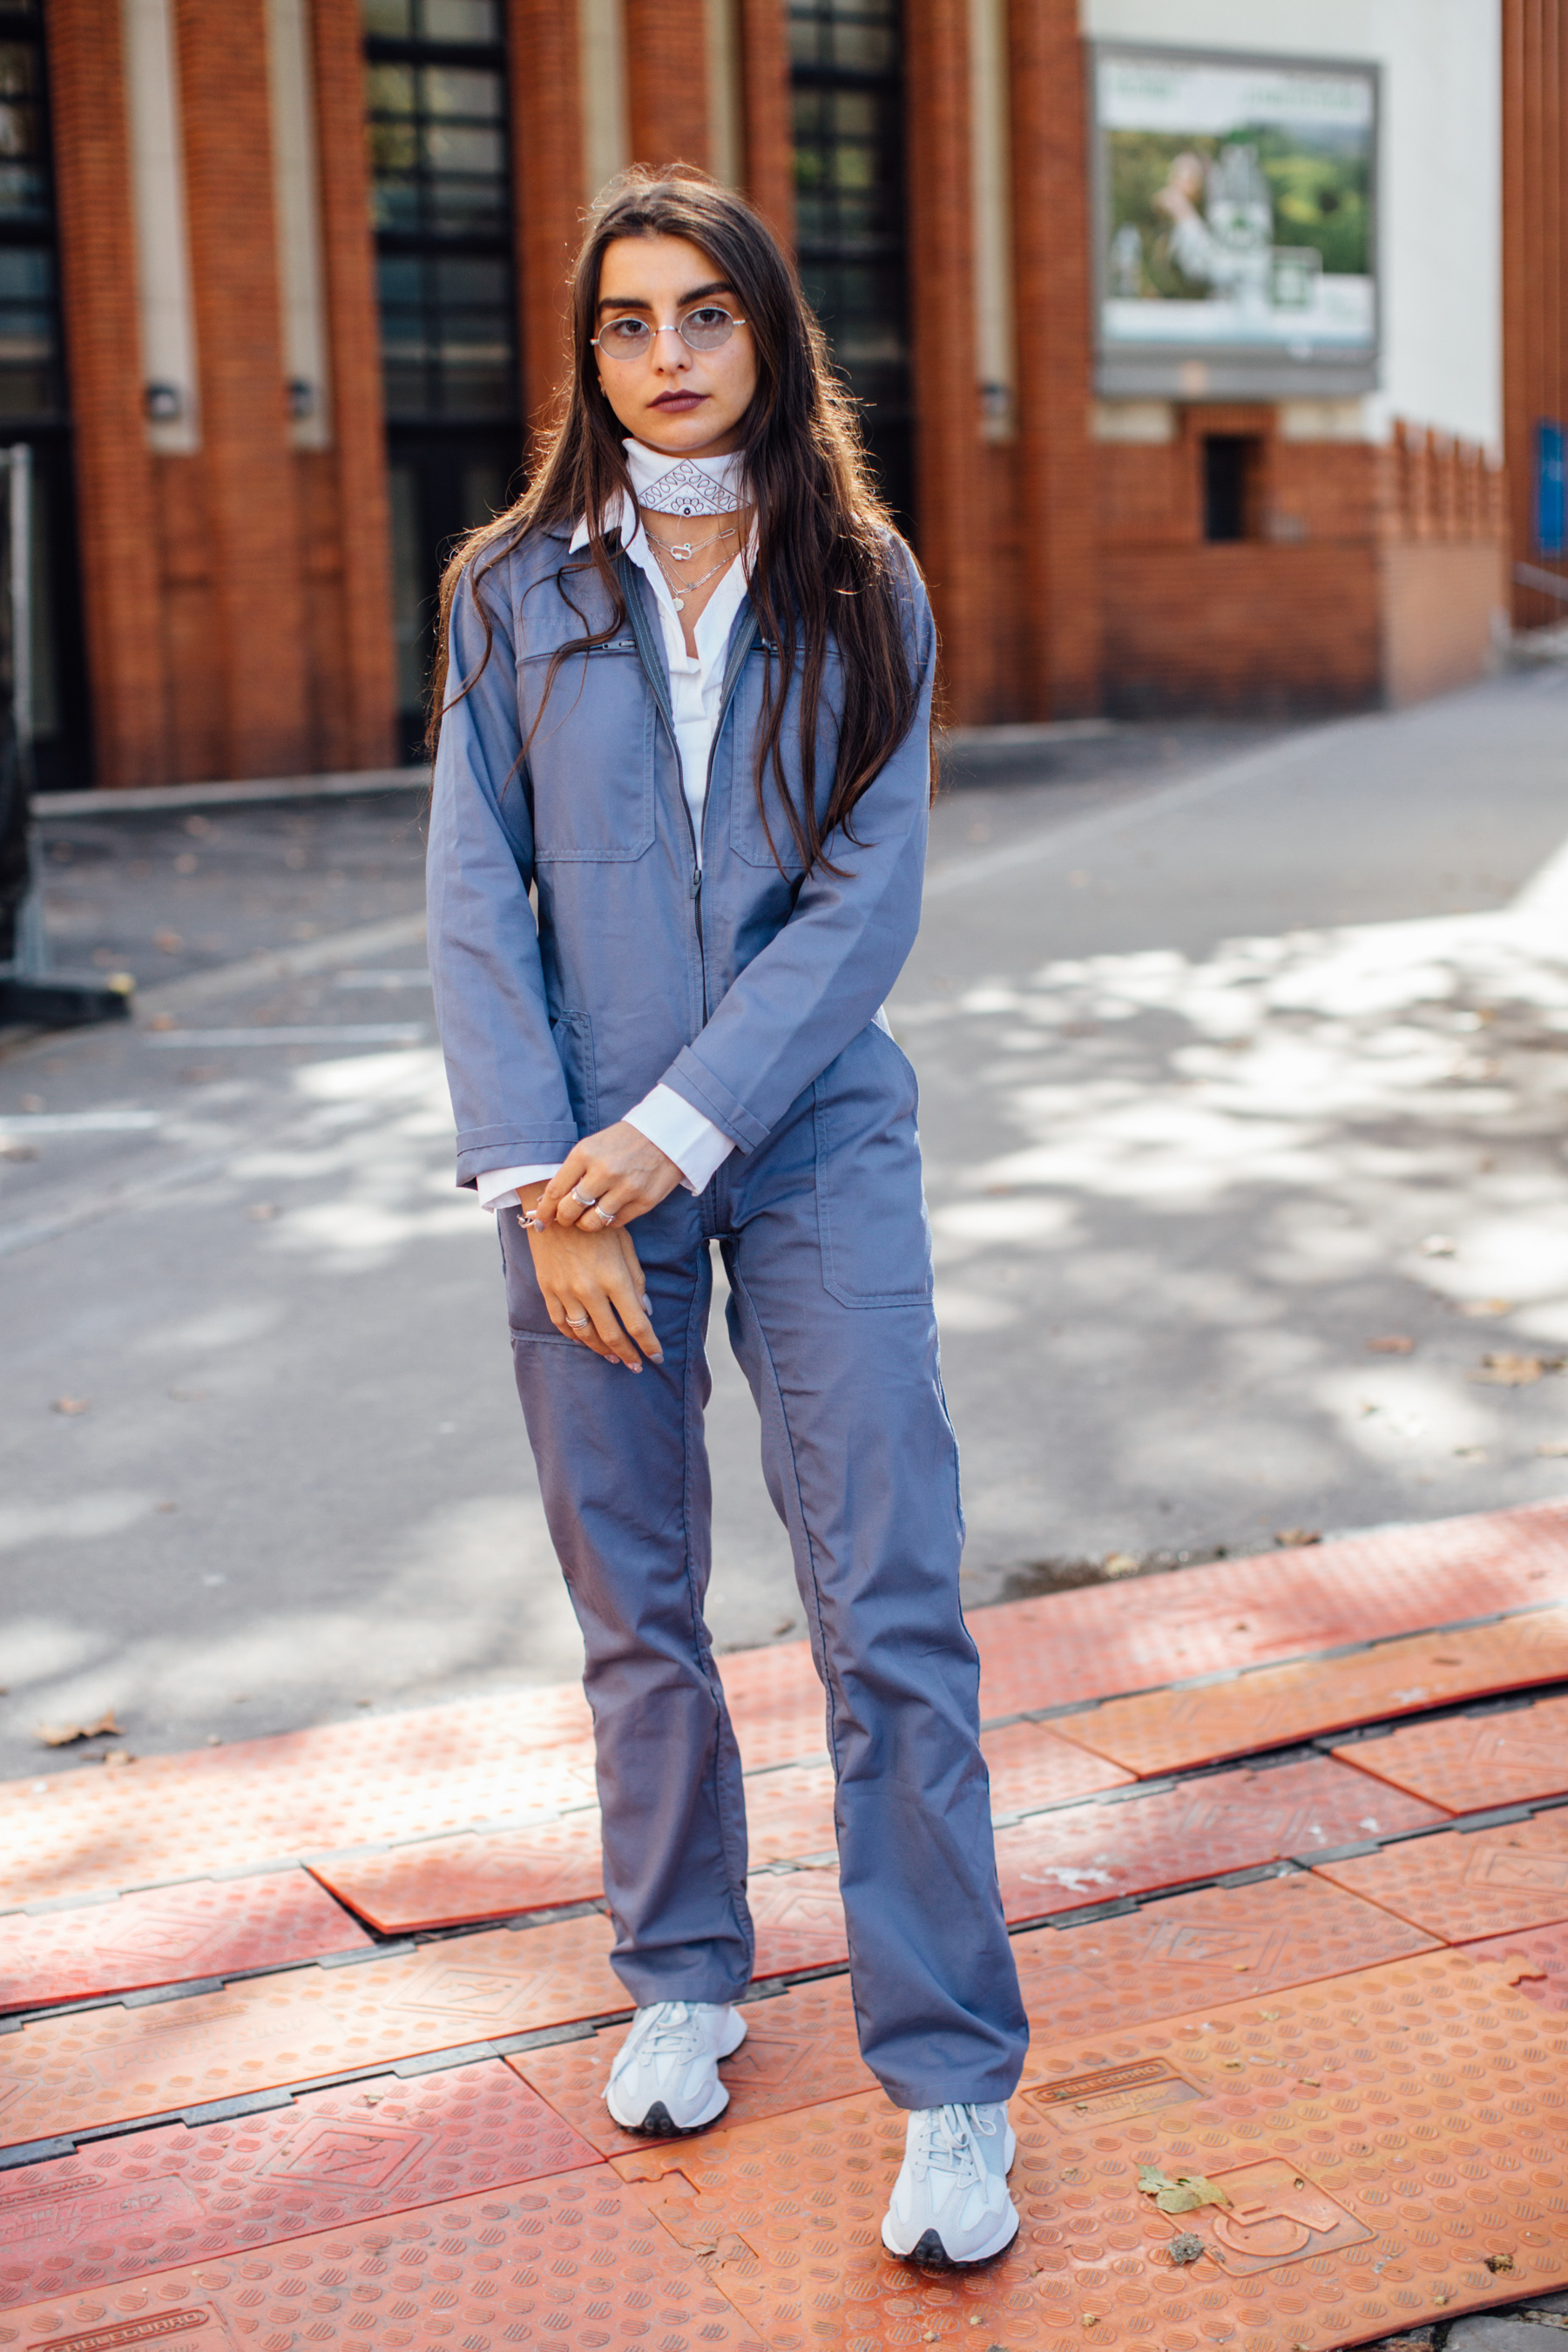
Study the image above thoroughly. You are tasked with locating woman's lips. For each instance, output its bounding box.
[650,390,705,410]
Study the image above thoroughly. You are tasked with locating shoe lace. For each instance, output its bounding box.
[912,2104,992,2185]
[628,2000,706,2062]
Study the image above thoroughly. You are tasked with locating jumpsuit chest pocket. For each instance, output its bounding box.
[522,641,657,863]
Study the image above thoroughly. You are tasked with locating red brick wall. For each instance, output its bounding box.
[741,0,795,242]
[510,0,585,441]
[1503,0,1567,627]
[173,0,312,779]
[625,0,710,168]
[44,0,166,787]
[1009,0,1099,718]
[310,0,395,770]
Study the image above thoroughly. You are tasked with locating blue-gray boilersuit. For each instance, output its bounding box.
[426,524,1028,2109]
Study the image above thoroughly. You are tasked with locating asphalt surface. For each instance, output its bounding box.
[2,680,1565,1782]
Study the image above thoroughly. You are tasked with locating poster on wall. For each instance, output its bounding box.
[1093,44,1379,398]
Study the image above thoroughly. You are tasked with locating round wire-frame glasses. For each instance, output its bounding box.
[591,305,748,362]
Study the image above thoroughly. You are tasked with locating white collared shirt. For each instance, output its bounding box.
[476,446,748,1211]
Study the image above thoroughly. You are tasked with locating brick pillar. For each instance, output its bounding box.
[310,0,395,768]
[510,0,585,441]
[173,0,311,777]
[624,0,709,167]
[903,0,986,720]
[741,0,794,242]
[1008,0,1099,714]
[45,0,167,786]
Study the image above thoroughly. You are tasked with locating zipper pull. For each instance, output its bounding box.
[692,866,702,896]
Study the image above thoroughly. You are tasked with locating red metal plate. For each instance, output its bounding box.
[972,1497,1568,1719]
[747,1866,847,1978]
[614,1944,1568,2350]
[982,1720,1134,1811]
[0,2169,767,2352]
[1315,1808,1568,1940]
[0,1917,626,2154]
[307,1816,604,1934]
[0,2057,598,2309]
[1331,1692,1568,1814]
[514,1972,875,2158]
[994,1757,1445,1920]
[1052,1605,1568,1776]
[0,1873,369,2015]
[1461,1920,1568,2012]
[0,1697,599,1911]
[1010,1871,1436,2038]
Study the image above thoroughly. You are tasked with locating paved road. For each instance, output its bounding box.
[2,681,1565,1782]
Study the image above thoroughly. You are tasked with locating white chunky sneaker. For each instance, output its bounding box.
[881,2102,1018,2267]
[605,2000,747,2133]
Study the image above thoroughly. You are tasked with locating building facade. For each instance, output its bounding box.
[15,0,1529,787]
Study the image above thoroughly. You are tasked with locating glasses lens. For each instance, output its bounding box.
[598,317,652,358]
[681,306,736,352]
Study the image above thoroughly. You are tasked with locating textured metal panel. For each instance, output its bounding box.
[1331,1693,1568,1814]
[0,2170,767,2351]
[994,1757,1446,1920]
[0,1700,598,1911]
[514,1974,875,2157]
[613,1946,1568,2349]
[1315,1808,1568,1940]
[1462,1920,1568,2012]
[0,1919,625,2153]
[982,1721,1135,1812]
[1010,1872,1436,2037]
[307,1819,604,1934]
[0,2059,597,2309]
[0,1875,369,2015]
[1052,1605,1568,1776]
[972,1499,1568,1720]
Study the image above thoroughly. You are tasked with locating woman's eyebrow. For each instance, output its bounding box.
[597,280,733,315]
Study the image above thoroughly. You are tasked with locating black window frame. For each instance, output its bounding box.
[789,0,915,537]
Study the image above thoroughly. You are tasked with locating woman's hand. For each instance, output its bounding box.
[536,1123,683,1232]
[518,1183,663,1371]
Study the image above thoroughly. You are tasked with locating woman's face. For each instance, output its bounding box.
[592,233,758,459]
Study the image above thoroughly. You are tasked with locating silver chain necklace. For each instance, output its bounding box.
[644,518,737,564]
[646,534,737,612]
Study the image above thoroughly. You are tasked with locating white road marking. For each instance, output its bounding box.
[143,1024,427,1047]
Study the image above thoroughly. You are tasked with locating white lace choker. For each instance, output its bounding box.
[624,439,747,517]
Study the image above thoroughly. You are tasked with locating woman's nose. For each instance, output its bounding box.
[649,325,690,370]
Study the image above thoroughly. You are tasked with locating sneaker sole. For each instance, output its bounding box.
[881,2209,1020,2269]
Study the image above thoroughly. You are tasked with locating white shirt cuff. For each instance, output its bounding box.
[625,1085,735,1196]
[476,1164,562,1212]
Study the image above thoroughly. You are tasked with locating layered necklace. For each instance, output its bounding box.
[625,442,749,614]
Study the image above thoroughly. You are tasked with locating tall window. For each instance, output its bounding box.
[0,2,85,787]
[789,0,913,532]
[363,0,519,753]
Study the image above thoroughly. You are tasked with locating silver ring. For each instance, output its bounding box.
[593,1206,616,1226]
[569,1186,598,1207]
[565,1313,591,1327]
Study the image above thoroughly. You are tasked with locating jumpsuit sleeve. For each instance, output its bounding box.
[657,555,938,1152]
[427,557,584,1188]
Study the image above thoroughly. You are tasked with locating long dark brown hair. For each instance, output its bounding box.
[429,166,929,874]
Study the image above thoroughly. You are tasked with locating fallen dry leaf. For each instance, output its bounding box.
[1473,1353,1565,1386]
[1460,1298,1515,1317]
[1486,2253,1516,2274]
[37,1709,121,1748]
[98,1751,136,1769]
[153,929,183,953]
[1103,1551,1139,1578]
[1137,2165,1233,2216]
[50,1396,90,1416]
[1366,1335,1415,1354]
[1168,2234,1205,2266]
[1274,1528,1321,1547]
[145,1012,176,1031]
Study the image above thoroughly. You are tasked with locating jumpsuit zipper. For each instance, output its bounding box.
[616,554,760,1025]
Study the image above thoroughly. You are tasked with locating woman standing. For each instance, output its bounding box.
[427,168,1028,2268]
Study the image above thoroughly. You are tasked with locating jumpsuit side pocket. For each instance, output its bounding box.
[550,1009,599,1137]
[813,1026,936,1309]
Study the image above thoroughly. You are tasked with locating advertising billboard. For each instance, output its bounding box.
[1092,44,1379,400]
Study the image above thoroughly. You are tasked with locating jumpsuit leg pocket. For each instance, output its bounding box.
[813,1024,936,1309]
[498,1200,579,1345]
